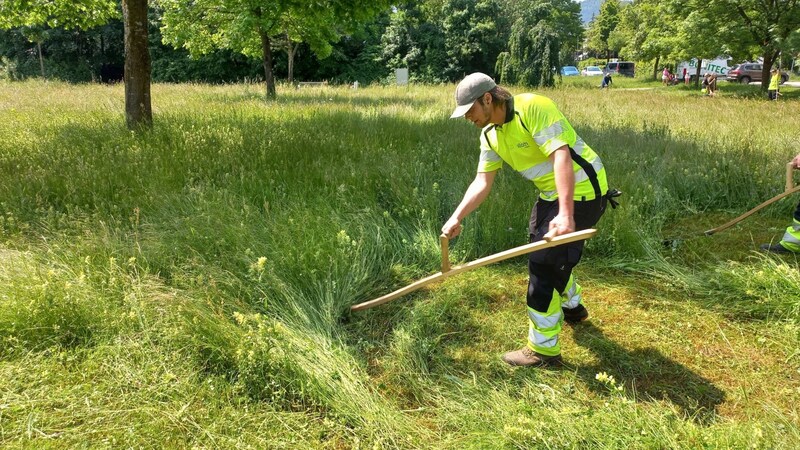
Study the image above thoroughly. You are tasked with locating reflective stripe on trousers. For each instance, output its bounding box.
[527,291,563,356]
[526,274,583,355]
[561,274,582,309]
[780,218,800,252]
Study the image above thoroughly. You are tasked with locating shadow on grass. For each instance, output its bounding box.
[571,321,724,424]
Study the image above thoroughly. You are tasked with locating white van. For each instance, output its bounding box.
[676,57,732,81]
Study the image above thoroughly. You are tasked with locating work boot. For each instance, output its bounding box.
[760,243,795,254]
[501,347,562,367]
[562,304,589,324]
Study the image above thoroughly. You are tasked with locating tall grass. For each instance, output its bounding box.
[1,79,799,448]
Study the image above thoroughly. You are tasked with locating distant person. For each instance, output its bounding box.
[701,74,711,95]
[768,68,780,100]
[662,67,670,85]
[682,68,688,85]
[445,72,613,367]
[708,74,718,96]
[761,153,800,254]
[601,73,613,89]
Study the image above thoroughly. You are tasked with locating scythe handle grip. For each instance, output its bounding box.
[440,234,450,273]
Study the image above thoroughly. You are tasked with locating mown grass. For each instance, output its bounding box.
[0,79,799,448]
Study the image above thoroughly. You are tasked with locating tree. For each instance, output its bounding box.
[540,0,583,66]
[379,7,424,70]
[786,28,800,72]
[158,0,391,99]
[708,0,800,89]
[586,0,621,61]
[670,8,725,86]
[1,0,154,129]
[378,2,448,82]
[441,0,504,79]
[20,27,49,78]
[296,12,388,84]
[612,0,676,79]
[0,1,116,82]
[493,0,579,67]
[496,1,560,87]
[276,9,338,84]
[0,0,118,30]
[305,14,388,84]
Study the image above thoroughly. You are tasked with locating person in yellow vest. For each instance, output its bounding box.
[768,68,780,101]
[444,73,614,367]
[761,153,800,253]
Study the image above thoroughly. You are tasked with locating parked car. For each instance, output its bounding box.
[581,66,603,76]
[726,63,789,84]
[602,61,635,77]
[560,66,580,76]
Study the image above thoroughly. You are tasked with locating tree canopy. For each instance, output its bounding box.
[0,0,118,29]
[157,0,391,98]
[711,0,800,88]
[586,0,620,59]
[496,1,562,87]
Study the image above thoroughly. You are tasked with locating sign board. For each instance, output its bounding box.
[677,58,731,78]
[396,68,409,86]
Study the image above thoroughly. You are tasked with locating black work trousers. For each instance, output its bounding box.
[527,196,606,313]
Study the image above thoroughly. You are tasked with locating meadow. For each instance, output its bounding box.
[0,78,799,448]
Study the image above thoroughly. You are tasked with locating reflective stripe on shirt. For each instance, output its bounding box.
[533,120,565,146]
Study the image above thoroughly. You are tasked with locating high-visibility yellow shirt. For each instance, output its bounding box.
[478,93,608,201]
[769,74,780,90]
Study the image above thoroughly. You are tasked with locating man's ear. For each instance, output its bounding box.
[482,92,492,105]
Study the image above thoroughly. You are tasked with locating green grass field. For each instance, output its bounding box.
[0,79,799,448]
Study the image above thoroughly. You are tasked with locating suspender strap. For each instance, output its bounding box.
[569,146,602,199]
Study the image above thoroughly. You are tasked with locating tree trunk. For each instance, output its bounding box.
[694,58,702,87]
[260,29,276,99]
[761,50,779,91]
[287,41,297,85]
[122,0,152,129]
[652,56,660,81]
[37,41,45,79]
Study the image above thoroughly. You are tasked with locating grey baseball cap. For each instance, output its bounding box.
[450,72,496,118]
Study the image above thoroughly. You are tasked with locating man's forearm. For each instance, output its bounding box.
[553,148,575,215]
[453,177,492,220]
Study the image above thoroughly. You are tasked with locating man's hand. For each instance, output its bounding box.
[544,213,575,241]
[792,153,800,170]
[442,216,463,238]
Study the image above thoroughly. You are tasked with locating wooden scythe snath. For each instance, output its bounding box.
[350,228,597,312]
[704,162,799,236]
